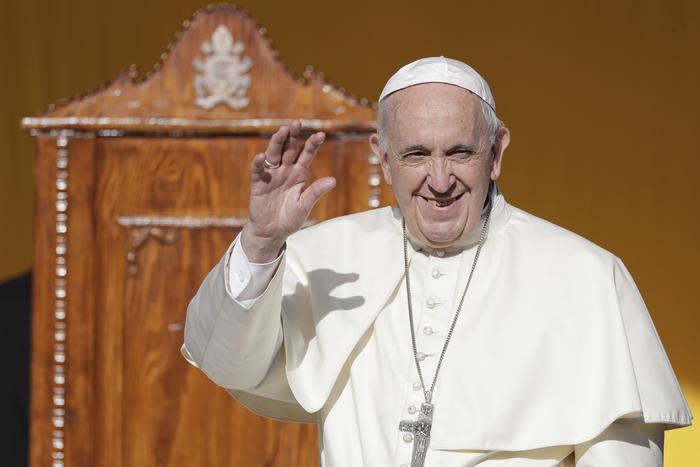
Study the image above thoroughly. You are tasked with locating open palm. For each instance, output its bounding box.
[241,121,336,262]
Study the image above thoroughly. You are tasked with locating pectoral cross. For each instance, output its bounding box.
[398,401,434,467]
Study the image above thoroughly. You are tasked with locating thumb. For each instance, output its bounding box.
[300,177,336,213]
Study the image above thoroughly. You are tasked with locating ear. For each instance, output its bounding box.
[489,126,510,181]
[369,133,392,185]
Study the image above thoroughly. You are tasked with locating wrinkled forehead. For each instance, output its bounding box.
[381,83,483,125]
[383,82,482,111]
[380,83,487,144]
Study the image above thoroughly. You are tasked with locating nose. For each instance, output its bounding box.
[426,157,454,194]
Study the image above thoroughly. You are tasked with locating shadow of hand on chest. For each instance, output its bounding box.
[282,268,367,345]
[307,268,365,314]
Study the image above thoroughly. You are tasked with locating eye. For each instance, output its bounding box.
[448,149,476,160]
[399,151,429,163]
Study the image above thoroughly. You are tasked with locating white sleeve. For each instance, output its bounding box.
[575,422,664,466]
[225,232,283,308]
[182,245,312,421]
[182,240,288,390]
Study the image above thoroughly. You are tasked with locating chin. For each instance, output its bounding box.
[412,198,475,247]
[419,225,464,247]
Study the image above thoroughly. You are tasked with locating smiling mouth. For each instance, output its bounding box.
[419,192,465,207]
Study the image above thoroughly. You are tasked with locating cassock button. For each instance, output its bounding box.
[431,269,441,279]
[236,271,246,282]
[403,433,414,443]
[416,352,426,362]
[407,405,417,414]
[426,298,437,309]
[412,381,422,391]
[423,326,433,335]
[436,250,445,257]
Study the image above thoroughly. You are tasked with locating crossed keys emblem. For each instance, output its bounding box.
[193,25,252,110]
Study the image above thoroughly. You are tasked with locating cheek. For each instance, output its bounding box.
[393,170,425,196]
[459,159,492,185]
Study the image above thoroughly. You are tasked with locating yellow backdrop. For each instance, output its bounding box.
[1,0,697,464]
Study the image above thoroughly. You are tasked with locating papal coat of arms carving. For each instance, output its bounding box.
[193,25,252,109]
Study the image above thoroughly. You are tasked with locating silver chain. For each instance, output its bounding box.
[402,209,491,403]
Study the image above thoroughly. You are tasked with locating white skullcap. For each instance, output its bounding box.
[378,56,496,111]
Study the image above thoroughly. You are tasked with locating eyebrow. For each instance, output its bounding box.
[446,144,478,154]
[397,143,478,155]
[397,144,430,155]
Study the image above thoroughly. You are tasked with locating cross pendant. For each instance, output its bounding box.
[398,402,434,467]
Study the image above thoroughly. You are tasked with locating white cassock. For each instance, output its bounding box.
[182,188,692,466]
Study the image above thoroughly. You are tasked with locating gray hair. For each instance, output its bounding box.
[377,94,502,153]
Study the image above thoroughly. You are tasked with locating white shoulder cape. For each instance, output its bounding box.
[192,193,692,451]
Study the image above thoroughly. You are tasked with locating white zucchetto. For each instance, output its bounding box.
[378,56,496,111]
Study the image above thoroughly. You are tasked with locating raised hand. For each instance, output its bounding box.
[240,121,336,263]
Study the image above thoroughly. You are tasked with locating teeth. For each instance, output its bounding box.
[420,195,461,207]
[430,198,453,207]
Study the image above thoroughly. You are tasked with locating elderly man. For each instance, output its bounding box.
[182,57,691,466]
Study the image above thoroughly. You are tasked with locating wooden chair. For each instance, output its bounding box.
[23,5,391,466]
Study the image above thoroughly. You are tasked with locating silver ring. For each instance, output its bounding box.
[263,158,281,170]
